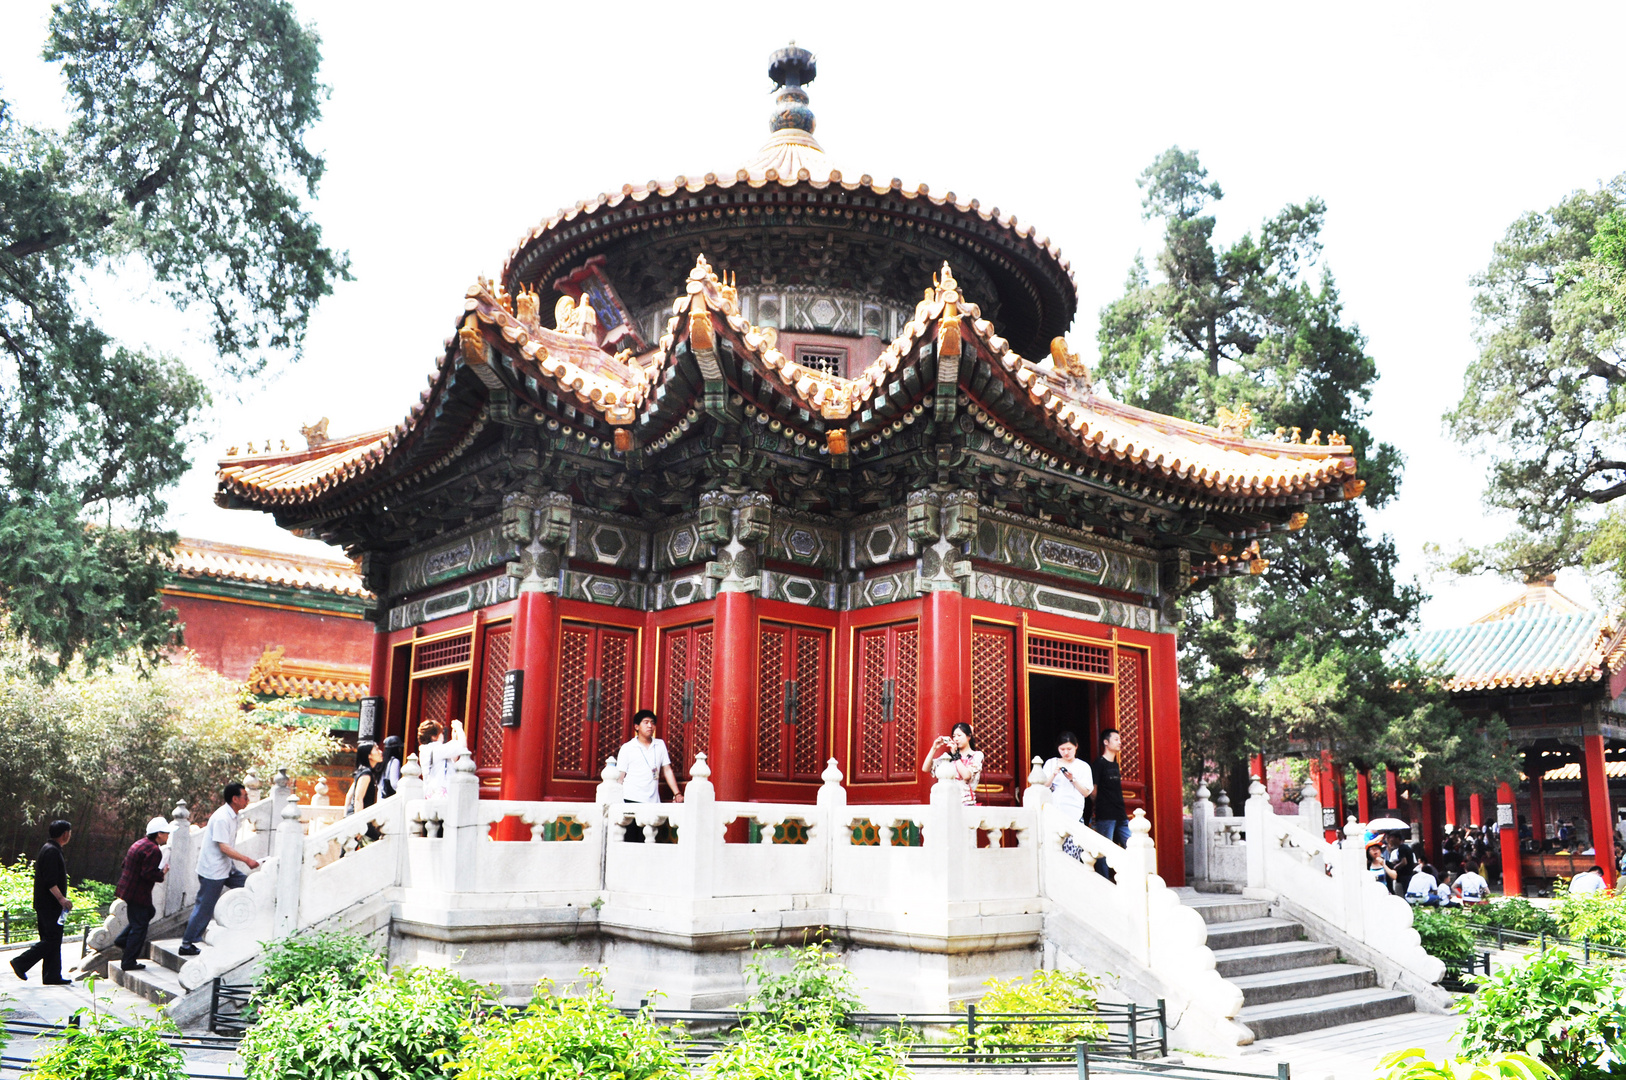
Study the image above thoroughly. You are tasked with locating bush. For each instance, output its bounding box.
[953,969,1107,1056]
[26,1011,185,1080]
[1377,1048,1554,1079]
[454,979,688,1080]
[239,963,492,1080]
[0,858,112,933]
[1459,949,1626,1079]
[1413,908,1478,974]
[743,942,864,1027]
[1465,897,1560,938]
[1553,889,1626,948]
[252,931,385,1011]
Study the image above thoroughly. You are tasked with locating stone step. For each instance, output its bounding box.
[147,938,190,974]
[1176,893,1272,926]
[1228,962,1377,1006]
[1212,940,1339,977]
[106,961,184,1006]
[1203,917,1303,951]
[1239,987,1414,1040]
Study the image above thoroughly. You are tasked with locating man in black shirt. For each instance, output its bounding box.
[11,820,74,984]
[1091,729,1130,880]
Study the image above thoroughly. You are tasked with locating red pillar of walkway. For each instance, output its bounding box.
[1149,629,1186,887]
[1498,781,1523,896]
[1420,789,1443,863]
[710,589,758,802]
[918,590,968,800]
[1317,750,1338,841]
[501,588,556,801]
[1528,755,1547,848]
[1385,768,1400,811]
[1444,784,1458,829]
[1250,753,1266,782]
[1583,734,1618,887]
[1356,769,1372,824]
[1470,793,1484,828]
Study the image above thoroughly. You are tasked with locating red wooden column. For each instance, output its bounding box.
[1317,750,1338,841]
[1470,793,1484,827]
[1385,768,1400,811]
[1498,781,1522,896]
[710,589,758,802]
[368,626,390,698]
[1527,754,1547,849]
[1149,629,1186,886]
[1249,753,1266,781]
[1444,784,1458,829]
[501,588,557,801]
[1356,768,1372,824]
[1419,789,1440,863]
[1582,734,1618,886]
[918,590,967,801]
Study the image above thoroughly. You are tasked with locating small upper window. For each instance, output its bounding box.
[794,345,846,379]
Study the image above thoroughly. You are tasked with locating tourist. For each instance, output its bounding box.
[922,722,982,806]
[1454,864,1491,904]
[346,741,383,815]
[377,735,404,800]
[10,820,74,984]
[1367,842,1387,885]
[1090,728,1129,879]
[1382,831,1417,896]
[1044,732,1094,861]
[1570,865,1608,894]
[419,720,450,800]
[178,783,260,957]
[112,817,170,972]
[1405,862,1441,905]
[616,710,683,843]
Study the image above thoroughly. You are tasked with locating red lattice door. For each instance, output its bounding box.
[418,675,454,728]
[852,622,919,783]
[553,623,637,781]
[757,623,828,783]
[970,624,1018,802]
[658,623,714,780]
[1115,646,1151,819]
[473,624,511,771]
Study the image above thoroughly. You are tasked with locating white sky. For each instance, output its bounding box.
[3,1,1623,632]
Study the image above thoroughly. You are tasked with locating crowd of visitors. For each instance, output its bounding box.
[1370,823,1501,905]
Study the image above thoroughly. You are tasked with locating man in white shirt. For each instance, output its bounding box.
[179,783,260,956]
[1405,863,1440,905]
[1570,865,1608,894]
[615,711,684,842]
[1454,867,1491,903]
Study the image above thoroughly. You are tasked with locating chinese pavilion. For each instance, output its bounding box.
[214,46,1360,885]
[1397,575,1626,892]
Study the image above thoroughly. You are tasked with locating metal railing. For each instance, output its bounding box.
[210,978,254,1037]
[1473,924,1626,965]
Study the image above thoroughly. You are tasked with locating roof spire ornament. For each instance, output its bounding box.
[768,42,817,135]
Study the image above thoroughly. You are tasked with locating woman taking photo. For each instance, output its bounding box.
[922,722,983,806]
[346,740,384,816]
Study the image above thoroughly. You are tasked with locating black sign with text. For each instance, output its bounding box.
[501,670,523,728]
[358,697,383,743]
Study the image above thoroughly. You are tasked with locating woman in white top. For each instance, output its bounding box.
[922,722,983,806]
[1043,731,1094,862]
[418,719,450,800]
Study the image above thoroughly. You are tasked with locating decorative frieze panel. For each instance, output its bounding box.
[387,573,518,632]
[562,571,647,610]
[765,514,841,570]
[967,572,1159,633]
[388,516,514,598]
[846,570,919,610]
[761,571,837,609]
[970,513,1158,597]
[653,517,710,572]
[849,508,916,570]
[655,573,715,610]
[567,512,650,571]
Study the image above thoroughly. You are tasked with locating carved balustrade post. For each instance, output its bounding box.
[274,800,304,938]
[1244,778,1268,890]
[1191,782,1212,883]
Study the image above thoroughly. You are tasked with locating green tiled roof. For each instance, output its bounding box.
[1393,608,1606,691]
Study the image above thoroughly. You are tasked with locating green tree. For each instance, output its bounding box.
[1098,147,1511,796]
[1447,176,1626,591]
[0,0,348,674]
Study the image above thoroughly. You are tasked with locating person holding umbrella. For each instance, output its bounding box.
[1370,821,1417,895]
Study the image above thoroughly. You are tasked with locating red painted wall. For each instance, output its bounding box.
[164,592,373,681]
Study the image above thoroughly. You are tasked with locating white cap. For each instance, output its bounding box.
[146,817,172,835]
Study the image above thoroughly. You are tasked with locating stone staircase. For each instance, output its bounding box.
[1177,888,1415,1039]
[104,937,191,1007]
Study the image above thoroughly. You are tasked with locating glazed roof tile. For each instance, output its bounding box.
[246,646,369,703]
[1395,607,1610,692]
[169,538,370,598]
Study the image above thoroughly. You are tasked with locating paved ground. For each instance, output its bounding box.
[1243,1010,1463,1080]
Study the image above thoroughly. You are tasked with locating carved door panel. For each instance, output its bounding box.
[852,622,920,783]
[1114,647,1151,820]
[473,624,511,771]
[658,623,714,780]
[757,623,828,783]
[553,623,637,781]
[970,623,1017,802]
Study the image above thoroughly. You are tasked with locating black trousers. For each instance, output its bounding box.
[13,907,64,982]
[114,902,155,970]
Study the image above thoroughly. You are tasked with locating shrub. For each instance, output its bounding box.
[1413,908,1477,973]
[26,1011,185,1080]
[1553,889,1626,949]
[1459,949,1626,1079]
[743,942,864,1027]
[252,931,385,1011]
[454,979,688,1080]
[953,969,1107,1056]
[1377,1048,1555,1079]
[240,963,492,1080]
[0,859,112,933]
[1465,897,1560,939]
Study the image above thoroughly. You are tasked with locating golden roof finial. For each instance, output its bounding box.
[1049,337,1092,386]
[1215,401,1252,437]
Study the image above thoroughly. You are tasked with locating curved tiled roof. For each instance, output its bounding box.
[170,538,369,598]
[246,646,368,703]
[1395,608,1609,691]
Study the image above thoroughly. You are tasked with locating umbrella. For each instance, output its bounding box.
[1367,816,1411,832]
